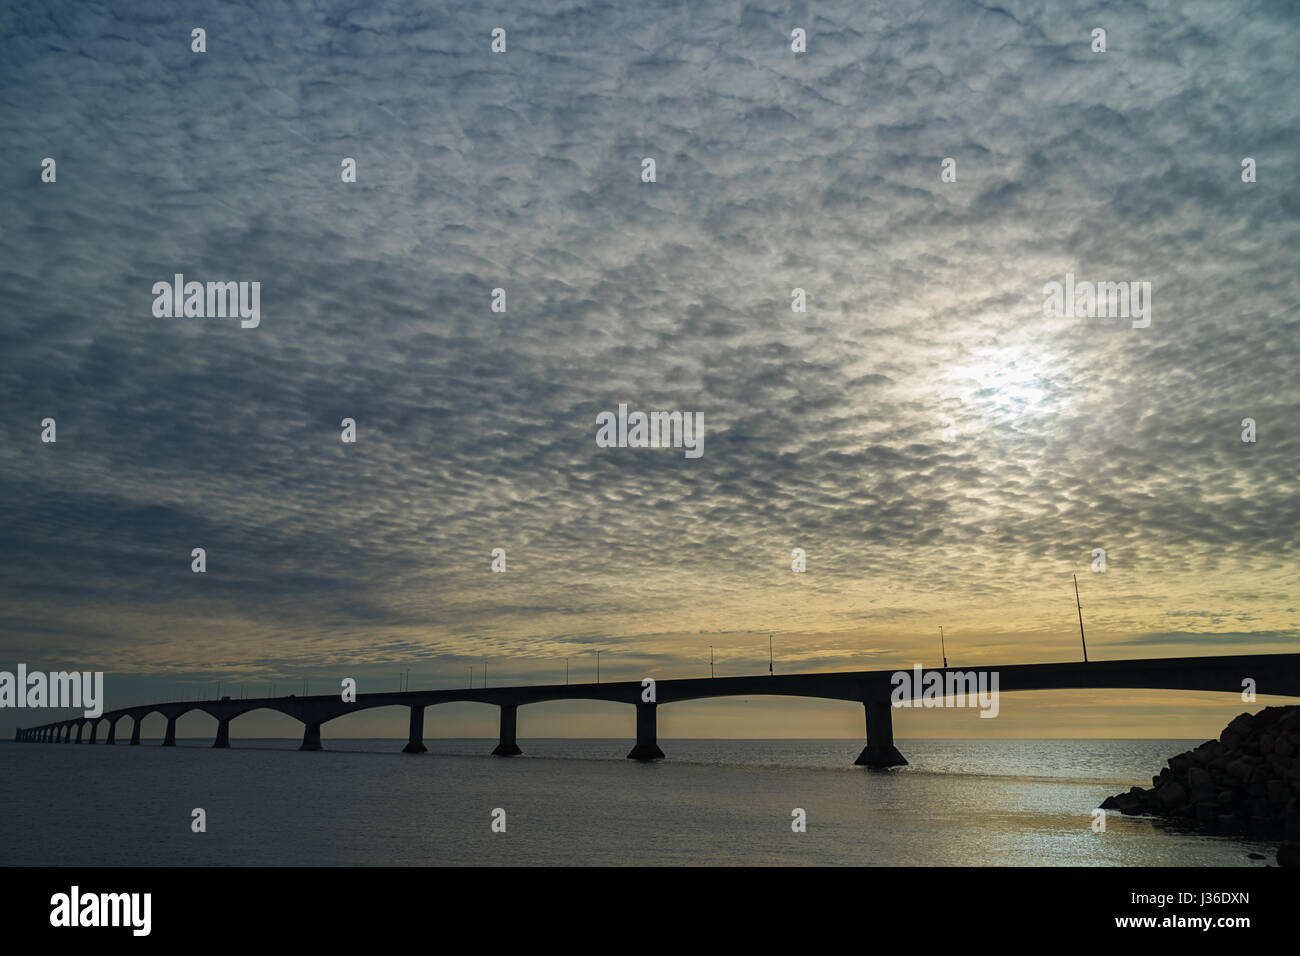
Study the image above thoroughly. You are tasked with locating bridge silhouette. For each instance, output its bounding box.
[14,653,1300,766]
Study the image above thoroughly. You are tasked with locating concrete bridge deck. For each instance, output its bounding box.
[14,653,1300,766]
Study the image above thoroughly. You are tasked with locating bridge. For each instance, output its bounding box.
[13,653,1300,766]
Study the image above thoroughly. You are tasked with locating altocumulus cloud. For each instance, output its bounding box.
[0,0,1297,690]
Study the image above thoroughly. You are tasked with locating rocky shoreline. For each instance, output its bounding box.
[1100,705,1300,866]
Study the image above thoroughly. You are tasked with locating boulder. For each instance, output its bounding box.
[1226,757,1255,781]
[1217,813,1245,835]
[1286,813,1300,841]
[1157,780,1189,809]
[1104,707,1300,844]
[1194,803,1219,827]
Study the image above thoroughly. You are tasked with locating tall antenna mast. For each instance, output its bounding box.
[940,626,947,668]
[1074,574,1088,662]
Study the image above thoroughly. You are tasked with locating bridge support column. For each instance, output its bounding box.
[163,715,177,747]
[88,721,98,744]
[213,718,231,748]
[74,722,84,743]
[63,724,73,743]
[402,706,427,754]
[129,717,141,746]
[105,720,116,745]
[492,703,522,756]
[299,721,322,751]
[854,700,908,768]
[627,702,665,760]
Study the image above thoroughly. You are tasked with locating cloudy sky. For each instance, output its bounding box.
[2,0,1297,741]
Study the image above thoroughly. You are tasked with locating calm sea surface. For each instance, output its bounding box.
[0,738,1275,866]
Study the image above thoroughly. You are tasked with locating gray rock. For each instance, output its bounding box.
[1157,780,1189,809]
[1226,713,1256,740]
[1226,757,1255,781]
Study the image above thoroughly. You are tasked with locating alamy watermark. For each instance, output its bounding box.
[0,665,104,718]
[891,666,999,717]
[152,273,260,328]
[1043,272,1151,329]
[50,886,150,936]
[595,403,704,459]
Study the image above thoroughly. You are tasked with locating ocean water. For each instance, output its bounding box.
[0,738,1275,866]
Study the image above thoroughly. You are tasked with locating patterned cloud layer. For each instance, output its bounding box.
[2,0,1296,733]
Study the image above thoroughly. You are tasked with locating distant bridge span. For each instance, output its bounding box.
[15,653,1300,767]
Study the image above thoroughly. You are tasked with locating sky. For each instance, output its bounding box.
[1,0,1297,742]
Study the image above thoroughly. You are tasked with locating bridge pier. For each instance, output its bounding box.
[627,702,665,761]
[854,700,908,768]
[88,721,98,744]
[163,715,177,747]
[74,722,84,743]
[492,703,522,756]
[128,717,141,746]
[402,706,427,754]
[299,721,322,751]
[105,719,116,745]
[213,718,231,748]
[63,724,72,743]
